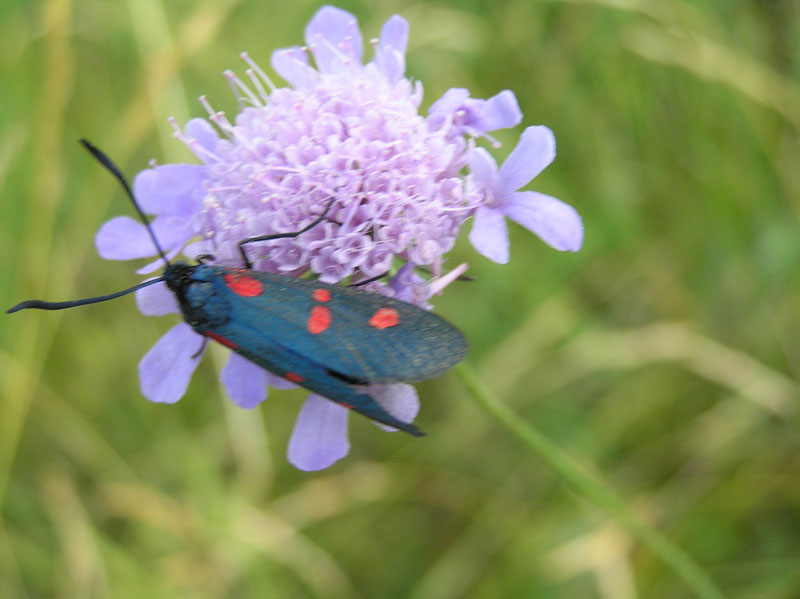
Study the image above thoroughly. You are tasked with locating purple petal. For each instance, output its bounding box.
[135,246,181,275]
[504,191,584,252]
[388,262,414,287]
[427,88,470,130]
[96,216,193,261]
[389,264,432,308]
[220,353,267,409]
[133,164,206,217]
[305,6,362,73]
[427,89,521,137]
[266,371,298,391]
[469,147,499,191]
[95,216,156,260]
[379,15,408,55]
[429,88,470,116]
[463,90,522,134]
[139,323,203,404]
[374,15,408,81]
[145,217,196,250]
[499,126,556,195]
[184,118,219,152]
[469,206,509,264]
[428,262,469,296]
[182,240,213,261]
[135,280,178,316]
[369,384,419,433]
[287,395,350,471]
[271,46,319,89]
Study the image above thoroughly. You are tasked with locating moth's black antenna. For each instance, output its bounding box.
[79,139,170,265]
[6,142,171,315]
[6,277,165,314]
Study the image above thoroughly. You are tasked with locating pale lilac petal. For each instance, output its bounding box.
[389,264,431,308]
[505,191,584,252]
[135,280,178,316]
[135,246,181,275]
[133,164,206,217]
[266,371,298,391]
[389,262,417,295]
[428,262,468,296]
[184,118,219,152]
[469,206,509,264]
[379,15,408,55]
[139,323,203,404]
[148,217,196,250]
[271,47,319,88]
[287,395,350,471]
[220,353,267,409]
[370,384,419,433]
[305,6,362,73]
[96,217,153,260]
[469,147,499,191]
[374,15,408,81]
[96,216,193,261]
[428,89,520,137]
[429,88,470,116]
[463,90,521,134]
[182,240,213,261]
[499,126,556,195]
[428,88,470,130]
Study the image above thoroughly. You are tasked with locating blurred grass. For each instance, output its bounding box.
[1,0,799,597]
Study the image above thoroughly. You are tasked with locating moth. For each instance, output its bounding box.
[8,141,466,435]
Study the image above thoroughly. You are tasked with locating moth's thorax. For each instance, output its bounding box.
[164,262,229,330]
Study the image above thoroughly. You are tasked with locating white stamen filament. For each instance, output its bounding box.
[224,69,262,107]
[240,52,277,92]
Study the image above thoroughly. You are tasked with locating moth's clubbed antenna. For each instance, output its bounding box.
[79,139,171,265]
[6,141,171,315]
[6,278,166,313]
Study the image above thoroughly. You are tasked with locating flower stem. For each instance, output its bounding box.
[453,362,726,599]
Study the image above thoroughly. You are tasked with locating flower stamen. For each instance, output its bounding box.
[240,51,277,93]
[224,69,262,108]
[245,68,270,104]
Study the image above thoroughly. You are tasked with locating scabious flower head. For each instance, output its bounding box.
[95,5,583,471]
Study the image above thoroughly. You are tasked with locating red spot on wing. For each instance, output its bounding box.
[307,305,332,334]
[285,372,304,383]
[339,402,353,410]
[205,331,239,350]
[312,289,331,302]
[224,272,264,297]
[369,307,400,329]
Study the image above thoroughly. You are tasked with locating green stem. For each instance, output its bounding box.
[454,362,725,599]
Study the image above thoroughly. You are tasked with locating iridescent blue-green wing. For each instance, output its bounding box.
[209,267,466,383]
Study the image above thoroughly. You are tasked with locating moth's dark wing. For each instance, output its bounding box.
[212,268,466,383]
[207,315,423,435]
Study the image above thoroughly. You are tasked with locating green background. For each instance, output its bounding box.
[1,0,799,597]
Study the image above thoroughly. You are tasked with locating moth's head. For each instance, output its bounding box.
[163,261,196,294]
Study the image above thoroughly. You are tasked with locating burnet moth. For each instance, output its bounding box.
[7,141,466,436]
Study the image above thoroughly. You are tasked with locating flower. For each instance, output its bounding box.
[95,5,582,471]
